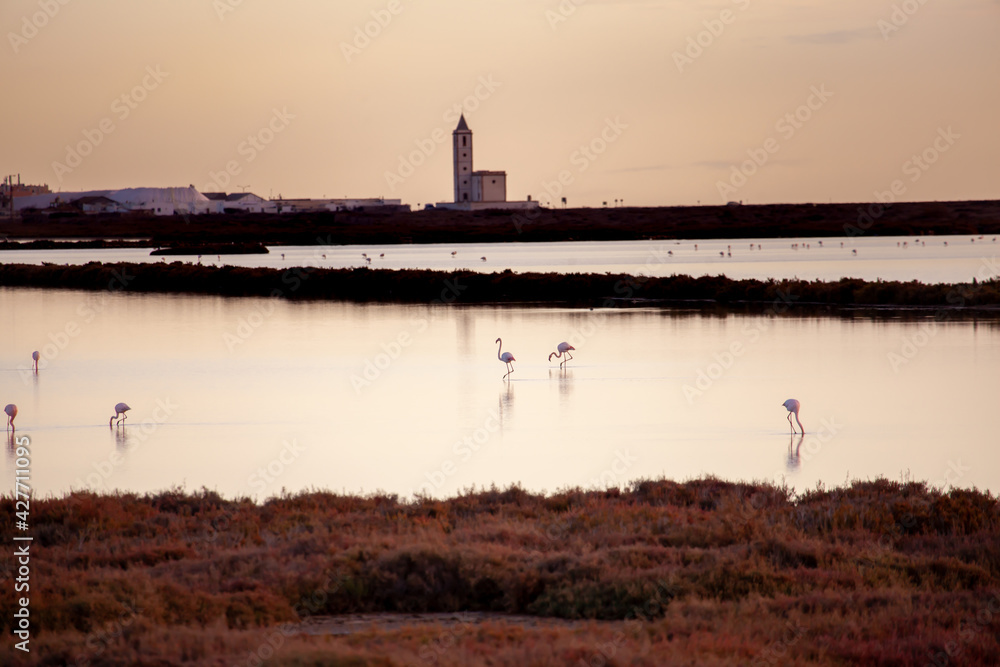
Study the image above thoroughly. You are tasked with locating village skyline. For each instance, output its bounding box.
[2,0,998,208]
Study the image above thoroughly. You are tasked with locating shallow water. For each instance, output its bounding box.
[2,235,999,283]
[2,287,998,499]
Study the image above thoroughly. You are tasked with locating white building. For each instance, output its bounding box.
[14,186,214,216]
[437,115,536,212]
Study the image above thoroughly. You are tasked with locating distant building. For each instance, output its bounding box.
[326,198,407,213]
[201,192,271,213]
[14,186,214,216]
[74,196,127,214]
[437,115,536,212]
[11,186,408,217]
[1,175,50,199]
[270,197,407,214]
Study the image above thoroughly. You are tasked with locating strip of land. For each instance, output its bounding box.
[1,478,997,665]
[2,200,999,246]
[1,262,999,313]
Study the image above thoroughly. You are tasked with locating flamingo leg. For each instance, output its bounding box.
[787,413,795,434]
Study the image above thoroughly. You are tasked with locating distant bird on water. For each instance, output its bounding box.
[110,403,131,428]
[495,338,515,380]
[4,404,16,431]
[782,399,804,435]
[548,342,575,368]
[32,350,40,372]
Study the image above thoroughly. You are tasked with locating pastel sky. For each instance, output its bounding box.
[2,0,997,207]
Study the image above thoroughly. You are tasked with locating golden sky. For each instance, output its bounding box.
[2,0,997,207]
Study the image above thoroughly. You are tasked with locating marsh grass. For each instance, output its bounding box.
[1,477,998,665]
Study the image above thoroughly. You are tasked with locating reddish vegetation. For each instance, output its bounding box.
[1,262,1000,313]
[1,478,998,665]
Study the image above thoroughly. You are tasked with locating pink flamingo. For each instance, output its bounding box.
[110,402,131,428]
[4,404,16,431]
[782,399,804,434]
[548,342,575,368]
[495,338,515,380]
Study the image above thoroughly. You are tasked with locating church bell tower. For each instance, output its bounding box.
[453,114,473,203]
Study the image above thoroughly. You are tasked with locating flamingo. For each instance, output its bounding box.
[495,338,515,380]
[782,399,804,435]
[4,404,16,431]
[548,342,575,368]
[32,350,40,372]
[110,402,131,428]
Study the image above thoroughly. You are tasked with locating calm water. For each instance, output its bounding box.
[2,235,999,283]
[2,287,998,499]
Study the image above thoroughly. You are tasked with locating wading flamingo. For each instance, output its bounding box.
[4,404,16,431]
[110,402,131,428]
[32,351,39,372]
[782,399,804,435]
[548,342,575,368]
[495,338,515,380]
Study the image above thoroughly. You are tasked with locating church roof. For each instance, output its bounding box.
[455,114,470,132]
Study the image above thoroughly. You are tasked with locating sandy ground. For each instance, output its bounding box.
[294,612,605,636]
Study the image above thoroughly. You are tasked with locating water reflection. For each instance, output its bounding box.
[1,288,999,498]
[1,234,996,282]
[498,383,514,429]
[113,426,135,452]
[552,367,574,402]
[786,434,805,472]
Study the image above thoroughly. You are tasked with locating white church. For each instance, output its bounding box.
[435,115,538,211]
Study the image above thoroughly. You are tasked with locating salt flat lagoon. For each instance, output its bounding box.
[2,234,999,283]
[2,287,998,499]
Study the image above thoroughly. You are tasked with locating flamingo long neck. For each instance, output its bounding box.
[497,339,503,361]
